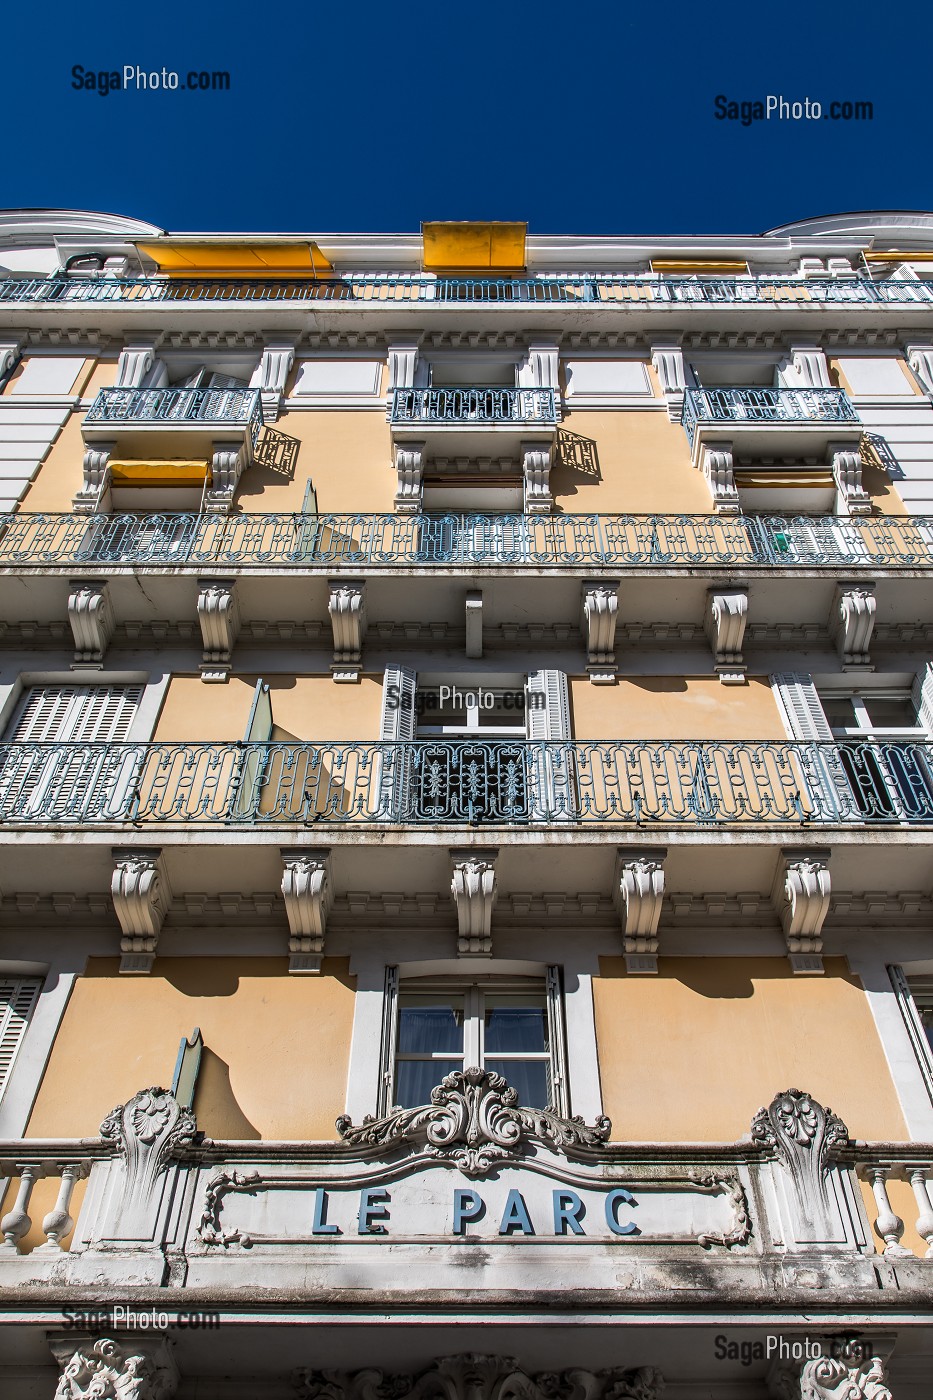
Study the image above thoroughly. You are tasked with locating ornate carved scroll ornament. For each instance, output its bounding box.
[750,1088,850,1233]
[294,1355,665,1400]
[695,1173,752,1249]
[197,1167,262,1248]
[336,1067,611,1177]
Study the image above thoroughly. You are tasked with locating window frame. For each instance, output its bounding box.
[379,966,569,1118]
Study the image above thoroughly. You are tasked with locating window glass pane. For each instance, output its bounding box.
[484,996,549,1053]
[394,1059,459,1109]
[397,996,464,1054]
[863,697,916,729]
[821,697,858,728]
[486,1058,551,1109]
[919,1007,933,1053]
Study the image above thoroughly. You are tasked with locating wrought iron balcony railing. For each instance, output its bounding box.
[1,511,932,568]
[389,386,557,425]
[2,273,933,306]
[83,386,263,443]
[1,738,931,827]
[681,387,859,446]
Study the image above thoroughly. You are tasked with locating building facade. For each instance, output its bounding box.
[0,210,933,1396]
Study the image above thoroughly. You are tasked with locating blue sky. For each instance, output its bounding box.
[2,1,930,236]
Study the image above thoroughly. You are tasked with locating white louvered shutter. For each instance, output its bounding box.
[770,673,834,740]
[526,669,572,818]
[0,977,41,1105]
[545,965,570,1116]
[770,672,846,819]
[380,667,417,817]
[2,685,141,818]
[912,664,933,736]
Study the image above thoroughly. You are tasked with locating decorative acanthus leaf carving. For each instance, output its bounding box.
[751,1088,850,1236]
[100,1086,198,1237]
[336,1067,611,1177]
[294,1356,665,1400]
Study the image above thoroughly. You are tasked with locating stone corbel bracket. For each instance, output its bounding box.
[387,343,425,393]
[830,442,872,517]
[394,441,425,514]
[581,581,620,684]
[830,581,876,669]
[68,579,114,667]
[651,344,686,421]
[613,848,666,973]
[204,440,251,515]
[783,344,832,388]
[451,848,498,956]
[256,342,296,423]
[0,339,21,383]
[281,847,334,974]
[73,442,115,515]
[522,439,555,515]
[197,578,240,682]
[700,441,739,514]
[49,1332,180,1400]
[328,580,367,683]
[114,341,158,389]
[111,848,172,974]
[772,847,831,974]
[907,344,933,395]
[705,586,748,685]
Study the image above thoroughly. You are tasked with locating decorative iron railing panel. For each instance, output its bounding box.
[389,386,557,424]
[681,387,859,445]
[84,387,263,443]
[1,512,932,568]
[1,739,931,827]
[3,274,933,306]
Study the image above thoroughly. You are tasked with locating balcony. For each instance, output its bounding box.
[1,511,931,570]
[682,386,862,466]
[82,386,263,446]
[389,387,557,425]
[3,272,933,307]
[1,738,932,828]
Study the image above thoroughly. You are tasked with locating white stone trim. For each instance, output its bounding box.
[850,956,933,1140]
[0,960,74,1137]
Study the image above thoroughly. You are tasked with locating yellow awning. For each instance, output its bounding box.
[109,459,210,487]
[864,250,933,263]
[135,241,333,277]
[734,471,835,489]
[651,259,749,275]
[422,222,526,271]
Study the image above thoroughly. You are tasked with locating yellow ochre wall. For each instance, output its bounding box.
[4,955,356,1252]
[240,408,394,513]
[593,956,907,1142]
[27,956,356,1142]
[569,676,788,741]
[154,673,384,742]
[551,410,707,514]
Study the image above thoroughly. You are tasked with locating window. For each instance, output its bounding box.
[0,685,142,819]
[0,978,42,1105]
[379,667,571,821]
[819,691,933,821]
[382,970,567,1114]
[771,672,933,822]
